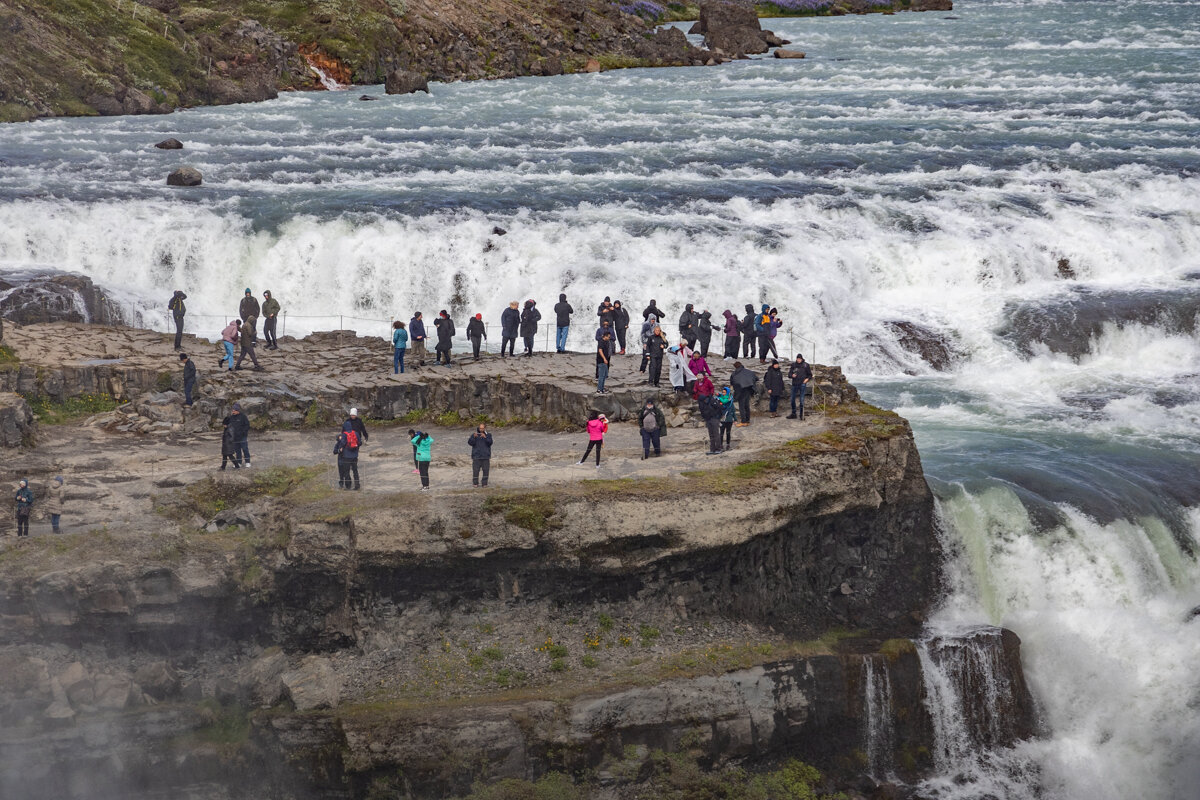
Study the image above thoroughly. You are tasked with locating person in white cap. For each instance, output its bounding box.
[346,407,369,447]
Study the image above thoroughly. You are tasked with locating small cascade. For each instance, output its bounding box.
[307,63,344,91]
[862,655,896,780]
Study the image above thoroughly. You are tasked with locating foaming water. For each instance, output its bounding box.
[1,1,1199,798]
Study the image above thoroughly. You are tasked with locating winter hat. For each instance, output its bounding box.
[349,407,358,417]
[19,479,27,487]
[178,352,188,360]
[475,313,482,320]
[245,288,252,294]
[264,290,271,297]
[54,476,63,484]
[232,402,242,412]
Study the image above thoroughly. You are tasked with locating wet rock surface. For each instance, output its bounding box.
[0,272,125,327]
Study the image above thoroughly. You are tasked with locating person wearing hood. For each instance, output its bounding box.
[220,413,241,470]
[740,304,758,359]
[346,408,369,445]
[642,299,666,322]
[698,391,723,455]
[261,290,281,350]
[168,290,187,350]
[596,296,615,329]
[392,320,408,374]
[220,318,240,371]
[667,345,695,394]
[180,352,196,407]
[579,411,608,467]
[14,479,33,537]
[764,359,786,416]
[756,304,775,363]
[334,420,361,490]
[639,398,666,459]
[788,353,814,420]
[468,423,493,487]
[646,325,669,386]
[554,294,574,353]
[434,310,456,366]
[409,312,428,366]
[411,429,434,489]
[500,301,520,357]
[467,313,487,360]
[688,351,712,381]
[235,316,264,371]
[228,401,252,466]
[692,373,715,401]
[639,314,658,373]
[612,301,630,354]
[729,361,758,425]
[763,307,782,361]
[717,386,737,450]
[721,309,740,360]
[45,476,65,534]
[239,289,260,342]
[696,310,717,358]
[520,299,541,356]
[678,304,698,350]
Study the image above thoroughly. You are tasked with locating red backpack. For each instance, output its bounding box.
[343,429,359,449]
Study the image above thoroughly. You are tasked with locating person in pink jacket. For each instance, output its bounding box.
[688,352,711,379]
[219,319,240,371]
[578,411,608,467]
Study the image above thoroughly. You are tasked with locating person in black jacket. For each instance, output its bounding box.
[788,353,814,420]
[346,407,369,446]
[468,423,493,487]
[179,352,196,407]
[698,393,724,455]
[334,420,361,490]
[519,299,541,356]
[612,301,630,354]
[678,304,698,350]
[740,304,757,359]
[239,289,260,342]
[729,362,758,425]
[597,297,615,328]
[227,402,252,467]
[466,313,487,360]
[696,310,716,358]
[500,301,520,357]
[219,416,241,470]
[554,294,574,353]
[642,299,666,322]
[764,359,786,416]
[646,325,668,386]
[168,290,187,350]
[434,310,456,365]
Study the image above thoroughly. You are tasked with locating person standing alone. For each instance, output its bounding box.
[261,290,281,350]
[787,353,813,420]
[45,476,65,534]
[554,293,574,353]
[14,479,33,538]
[392,321,408,373]
[468,423,493,487]
[411,430,434,490]
[500,301,520,357]
[520,299,541,356]
[169,290,187,350]
[180,352,196,407]
[466,313,487,360]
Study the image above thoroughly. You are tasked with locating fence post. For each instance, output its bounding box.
[281,312,286,337]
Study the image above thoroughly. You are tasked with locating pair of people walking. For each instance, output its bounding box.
[13,477,65,537]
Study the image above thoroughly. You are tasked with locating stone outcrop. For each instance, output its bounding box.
[0,272,125,327]
[384,69,430,95]
[0,392,36,448]
[775,48,806,59]
[166,166,203,186]
[911,0,954,10]
[153,138,183,149]
[693,1,789,58]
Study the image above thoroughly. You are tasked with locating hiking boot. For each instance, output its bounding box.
[786,413,797,419]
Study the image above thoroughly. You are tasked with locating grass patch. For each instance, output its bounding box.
[879,637,917,662]
[482,492,560,534]
[23,392,118,424]
[0,344,20,367]
[156,464,330,525]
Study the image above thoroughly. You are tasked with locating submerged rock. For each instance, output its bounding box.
[775,49,807,59]
[166,167,203,187]
[154,138,183,150]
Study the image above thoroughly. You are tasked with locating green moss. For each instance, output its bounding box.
[455,772,581,800]
[879,638,916,662]
[23,392,118,424]
[0,344,20,366]
[483,492,560,534]
[189,700,251,753]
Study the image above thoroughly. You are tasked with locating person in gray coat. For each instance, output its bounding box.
[468,423,493,487]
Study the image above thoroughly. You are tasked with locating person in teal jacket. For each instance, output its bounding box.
[717,387,737,451]
[411,430,434,490]
[392,321,409,374]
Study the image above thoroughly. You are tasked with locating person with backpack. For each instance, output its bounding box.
[788,353,814,420]
[554,294,574,353]
[612,301,630,354]
[500,301,520,357]
[468,423,493,487]
[754,304,772,363]
[239,289,260,342]
[698,393,724,455]
[434,310,456,366]
[579,411,608,467]
[717,387,737,450]
[235,316,264,371]
[729,361,758,426]
[334,420,361,490]
[392,320,408,374]
[219,412,242,470]
[346,407,369,446]
[409,312,428,366]
[639,315,658,373]
[740,303,758,359]
[722,309,740,361]
[219,318,239,371]
[520,299,541,356]
[14,479,33,538]
[596,328,613,394]
[261,290,281,350]
[646,325,668,387]
[639,398,666,459]
[764,359,786,416]
[764,308,782,361]
[168,290,187,350]
[678,304,699,350]
[466,313,487,360]
[411,430,434,490]
[180,352,196,407]
[45,476,65,534]
[696,310,717,358]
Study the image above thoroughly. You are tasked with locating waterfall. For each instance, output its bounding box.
[862,655,895,780]
[307,63,345,91]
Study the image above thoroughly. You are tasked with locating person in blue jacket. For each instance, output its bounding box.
[334,420,361,490]
[392,320,408,374]
[500,301,520,357]
[409,312,427,366]
[468,423,493,487]
[411,430,434,490]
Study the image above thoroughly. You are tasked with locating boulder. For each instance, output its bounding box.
[761,32,788,47]
[358,95,377,101]
[774,49,806,59]
[0,271,125,326]
[239,649,288,707]
[384,69,430,95]
[92,674,136,710]
[134,661,180,701]
[281,656,340,711]
[699,1,770,56]
[883,320,962,372]
[154,138,183,150]
[910,0,953,9]
[0,393,36,448]
[166,167,203,187]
